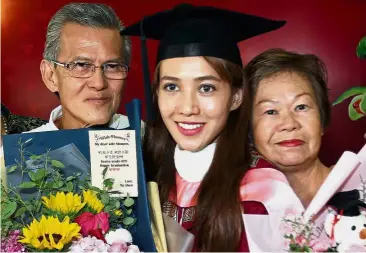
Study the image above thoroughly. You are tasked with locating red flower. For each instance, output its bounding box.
[75,212,110,236]
[89,228,107,243]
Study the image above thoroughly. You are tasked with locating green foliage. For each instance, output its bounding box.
[356,36,366,59]
[332,87,366,121]
[332,87,366,106]
[331,38,366,121]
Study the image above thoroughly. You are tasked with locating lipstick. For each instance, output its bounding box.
[277,139,304,147]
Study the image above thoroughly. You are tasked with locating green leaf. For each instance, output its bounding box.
[114,200,121,209]
[1,202,17,220]
[76,172,82,176]
[29,169,46,182]
[332,86,366,106]
[18,182,37,189]
[30,155,40,160]
[23,200,34,213]
[7,165,17,173]
[126,209,132,215]
[103,178,114,190]
[122,217,136,226]
[108,199,120,209]
[1,220,13,233]
[357,36,366,59]
[51,160,65,168]
[102,167,108,178]
[360,92,366,114]
[89,186,101,193]
[348,95,365,120]
[123,197,134,208]
[45,182,53,189]
[101,193,110,205]
[66,181,74,192]
[104,205,113,213]
[1,220,13,237]
[35,201,42,212]
[14,207,27,218]
[66,176,76,182]
[28,171,37,182]
[52,180,64,189]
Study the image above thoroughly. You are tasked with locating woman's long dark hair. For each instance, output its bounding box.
[143,56,252,251]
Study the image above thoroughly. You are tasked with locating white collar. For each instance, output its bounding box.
[174,143,216,183]
[47,105,129,130]
[48,105,63,130]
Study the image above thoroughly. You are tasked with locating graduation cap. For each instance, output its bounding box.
[120,3,286,120]
[328,189,366,216]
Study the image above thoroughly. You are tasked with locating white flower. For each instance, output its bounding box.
[69,236,110,252]
[105,228,133,244]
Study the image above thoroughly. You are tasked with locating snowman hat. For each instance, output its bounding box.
[328,189,366,216]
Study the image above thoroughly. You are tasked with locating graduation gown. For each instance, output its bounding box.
[162,150,303,252]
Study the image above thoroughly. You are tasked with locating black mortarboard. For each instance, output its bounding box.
[327,189,366,216]
[120,3,286,120]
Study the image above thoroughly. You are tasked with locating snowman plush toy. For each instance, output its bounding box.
[325,189,366,252]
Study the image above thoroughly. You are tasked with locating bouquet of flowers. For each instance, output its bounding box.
[1,138,140,252]
[281,211,337,252]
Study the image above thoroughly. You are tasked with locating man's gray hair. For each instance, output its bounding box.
[43,3,131,65]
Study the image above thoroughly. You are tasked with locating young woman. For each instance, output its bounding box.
[122,3,291,252]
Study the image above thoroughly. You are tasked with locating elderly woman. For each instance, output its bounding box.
[245,48,333,208]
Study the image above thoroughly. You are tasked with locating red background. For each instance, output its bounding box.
[1,0,365,166]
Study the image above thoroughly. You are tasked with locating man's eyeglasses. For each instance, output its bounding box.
[51,60,129,80]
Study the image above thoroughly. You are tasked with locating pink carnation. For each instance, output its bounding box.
[0,230,26,252]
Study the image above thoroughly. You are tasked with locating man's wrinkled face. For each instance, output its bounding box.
[49,23,126,128]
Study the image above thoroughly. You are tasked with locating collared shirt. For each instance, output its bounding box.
[28,105,130,132]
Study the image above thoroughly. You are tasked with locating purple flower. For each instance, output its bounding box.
[1,230,26,252]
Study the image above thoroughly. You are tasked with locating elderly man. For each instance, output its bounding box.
[32,3,131,132]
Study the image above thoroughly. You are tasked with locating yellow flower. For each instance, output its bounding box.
[114,210,122,216]
[83,190,104,213]
[18,215,80,250]
[42,192,86,215]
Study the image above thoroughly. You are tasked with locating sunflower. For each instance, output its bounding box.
[18,215,80,251]
[42,192,86,215]
[83,189,104,213]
